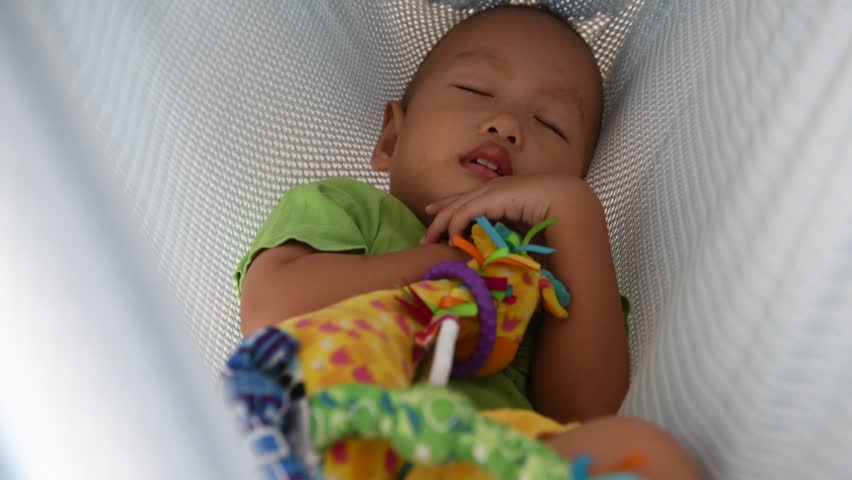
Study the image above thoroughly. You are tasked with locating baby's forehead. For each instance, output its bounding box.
[403,7,601,113]
[428,10,589,68]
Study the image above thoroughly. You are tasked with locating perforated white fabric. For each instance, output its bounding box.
[4,0,852,478]
[600,2,852,478]
[0,5,254,478]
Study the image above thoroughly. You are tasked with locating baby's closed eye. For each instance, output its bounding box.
[452,82,570,143]
[534,115,567,142]
[453,84,492,97]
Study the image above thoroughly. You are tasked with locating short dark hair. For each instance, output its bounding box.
[401,4,583,108]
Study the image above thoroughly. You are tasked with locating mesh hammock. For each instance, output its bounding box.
[2,0,852,479]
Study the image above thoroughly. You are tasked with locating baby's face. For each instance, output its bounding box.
[372,7,603,224]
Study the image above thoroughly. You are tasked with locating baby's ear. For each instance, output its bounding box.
[371,101,405,172]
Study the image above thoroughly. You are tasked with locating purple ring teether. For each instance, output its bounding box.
[422,261,496,378]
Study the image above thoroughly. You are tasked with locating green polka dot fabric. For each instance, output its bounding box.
[309,383,577,480]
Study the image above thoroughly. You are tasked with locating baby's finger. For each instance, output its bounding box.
[424,195,460,214]
[421,206,452,244]
[422,202,462,244]
[447,190,532,239]
[445,197,499,239]
[422,191,484,243]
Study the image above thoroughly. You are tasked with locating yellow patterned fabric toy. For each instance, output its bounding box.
[276,216,570,479]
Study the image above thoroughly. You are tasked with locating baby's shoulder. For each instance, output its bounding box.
[282,176,390,207]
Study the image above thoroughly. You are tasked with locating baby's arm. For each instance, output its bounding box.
[239,242,466,336]
[421,175,629,423]
[532,180,629,422]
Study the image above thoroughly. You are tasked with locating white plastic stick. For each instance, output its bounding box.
[428,316,460,386]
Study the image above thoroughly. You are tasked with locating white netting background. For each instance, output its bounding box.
[597,2,852,477]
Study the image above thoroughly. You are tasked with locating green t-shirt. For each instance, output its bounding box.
[235,177,535,410]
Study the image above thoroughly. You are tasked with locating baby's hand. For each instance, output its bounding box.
[420,175,585,244]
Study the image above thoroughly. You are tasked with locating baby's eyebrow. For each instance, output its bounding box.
[447,50,510,74]
[542,87,585,120]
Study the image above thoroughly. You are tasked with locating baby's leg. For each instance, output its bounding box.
[543,416,701,480]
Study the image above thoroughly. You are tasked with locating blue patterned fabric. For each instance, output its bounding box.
[223,328,320,480]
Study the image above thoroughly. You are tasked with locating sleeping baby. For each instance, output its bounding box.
[231,5,700,480]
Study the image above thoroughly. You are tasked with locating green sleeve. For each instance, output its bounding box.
[234,178,381,295]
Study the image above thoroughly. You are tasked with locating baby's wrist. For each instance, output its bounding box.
[444,242,470,263]
[416,242,468,264]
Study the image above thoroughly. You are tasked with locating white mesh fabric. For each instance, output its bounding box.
[597,2,852,478]
[6,0,852,478]
[0,5,254,478]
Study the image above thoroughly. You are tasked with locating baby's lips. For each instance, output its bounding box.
[460,142,513,176]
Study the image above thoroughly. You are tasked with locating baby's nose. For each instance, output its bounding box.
[487,126,517,145]
[482,114,522,147]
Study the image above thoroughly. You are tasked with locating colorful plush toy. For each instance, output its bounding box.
[223,217,642,480]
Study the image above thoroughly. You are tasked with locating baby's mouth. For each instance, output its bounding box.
[470,157,504,176]
[459,143,513,178]
[462,158,503,178]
